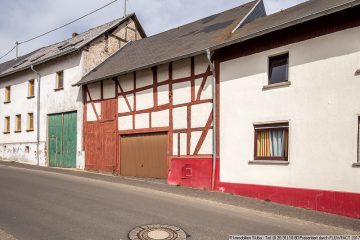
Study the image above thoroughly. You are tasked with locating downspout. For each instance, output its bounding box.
[205,48,217,191]
[30,65,41,166]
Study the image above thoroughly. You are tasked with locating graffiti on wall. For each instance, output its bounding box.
[0,142,47,166]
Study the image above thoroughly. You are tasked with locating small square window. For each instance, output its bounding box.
[5,86,11,102]
[254,122,289,161]
[27,113,34,131]
[55,71,64,90]
[15,114,21,132]
[28,79,35,97]
[4,116,10,133]
[268,53,289,85]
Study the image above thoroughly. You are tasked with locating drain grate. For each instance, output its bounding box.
[128,224,187,240]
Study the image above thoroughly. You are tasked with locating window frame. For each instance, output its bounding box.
[4,86,11,103]
[4,116,10,133]
[268,52,289,85]
[27,113,34,132]
[55,71,64,91]
[28,79,35,98]
[15,114,21,133]
[253,122,289,161]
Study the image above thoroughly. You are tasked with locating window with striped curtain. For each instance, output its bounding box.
[254,122,289,161]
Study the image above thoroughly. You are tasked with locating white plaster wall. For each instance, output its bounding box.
[87,102,101,121]
[220,26,360,193]
[0,52,84,168]
[152,110,169,128]
[173,107,187,129]
[118,115,133,130]
[136,69,153,88]
[103,79,116,99]
[191,102,212,128]
[173,82,191,105]
[173,133,187,156]
[136,88,153,110]
[38,53,84,168]
[173,58,191,79]
[135,113,149,129]
[158,63,169,82]
[158,85,169,105]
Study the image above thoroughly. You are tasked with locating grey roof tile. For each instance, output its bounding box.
[77,0,260,85]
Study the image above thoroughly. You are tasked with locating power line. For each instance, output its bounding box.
[0,45,16,61]
[0,0,122,62]
[19,0,120,44]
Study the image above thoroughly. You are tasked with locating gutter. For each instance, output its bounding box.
[205,49,217,191]
[30,65,41,166]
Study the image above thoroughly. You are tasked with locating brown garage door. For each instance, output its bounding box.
[120,132,168,179]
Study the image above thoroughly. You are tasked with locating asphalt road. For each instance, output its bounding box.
[0,164,356,240]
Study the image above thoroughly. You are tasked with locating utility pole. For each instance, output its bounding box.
[15,41,19,59]
[124,0,127,17]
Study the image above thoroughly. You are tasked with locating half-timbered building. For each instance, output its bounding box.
[75,0,360,218]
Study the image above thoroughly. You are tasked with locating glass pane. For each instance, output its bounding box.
[269,54,288,84]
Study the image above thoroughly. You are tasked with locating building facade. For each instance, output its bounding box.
[77,0,360,218]
[0,14,145,168]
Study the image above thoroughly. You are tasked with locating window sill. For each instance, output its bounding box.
[3,131,10,134]
[26,129,34,132]
[249,160,289,165]
[3,101,11,104]
[353,163,360,168]
[54,87,64,92]
[262,81,291,91]
[27,96,35,99]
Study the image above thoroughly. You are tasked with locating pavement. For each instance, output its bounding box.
[0,161,359,240]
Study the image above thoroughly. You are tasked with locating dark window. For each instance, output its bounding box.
[268,53,289,85]
[254,122,289,161]
[56,71,64,90]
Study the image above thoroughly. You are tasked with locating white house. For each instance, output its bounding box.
[0,14,146,168]
[75,0,360,219]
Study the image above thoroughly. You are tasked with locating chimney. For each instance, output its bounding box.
[72,32,78,38]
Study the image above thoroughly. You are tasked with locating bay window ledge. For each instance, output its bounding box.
[353,163,360,168]
[249,160,289,165]
[262,81,291,91]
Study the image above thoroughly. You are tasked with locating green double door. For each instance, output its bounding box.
[48,112,77,168]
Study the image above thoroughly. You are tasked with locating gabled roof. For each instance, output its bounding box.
[76,0,263,85]
[0,13,146,78]
[77,0,360,86]
[222,0,360,48]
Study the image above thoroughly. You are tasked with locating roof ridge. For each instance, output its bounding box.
[135,0,257,42]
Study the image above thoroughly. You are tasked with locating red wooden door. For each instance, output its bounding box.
[84,98,117,173]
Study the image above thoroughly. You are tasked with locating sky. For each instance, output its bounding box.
[0,0,308,63]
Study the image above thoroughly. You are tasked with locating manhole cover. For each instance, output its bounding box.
[128,224,187,240]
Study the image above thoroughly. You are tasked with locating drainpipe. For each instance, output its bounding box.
[30,65,41,166]
[205,48,217,191]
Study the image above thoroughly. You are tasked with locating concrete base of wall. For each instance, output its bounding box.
[0,142,47,166]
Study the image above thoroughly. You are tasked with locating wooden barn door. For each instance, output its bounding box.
[84,98,117,172]
[48,112,77,168]
[120,132,168,179]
